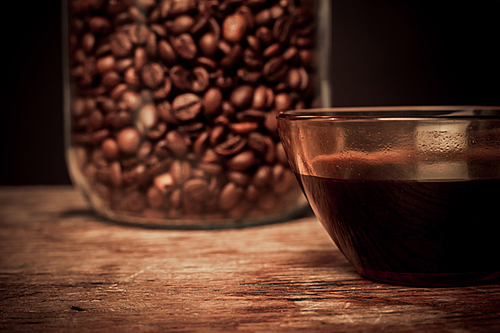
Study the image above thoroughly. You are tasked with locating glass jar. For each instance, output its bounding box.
[63,0,327,228]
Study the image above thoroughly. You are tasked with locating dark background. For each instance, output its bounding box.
[2,1,499,185]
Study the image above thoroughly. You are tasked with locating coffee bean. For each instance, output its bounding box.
[253,165,272,187]
[243,48,263,69]
[190,67,210,92]
[227,150,256,171]
[102,70,121,88]
[255,9,272,26]
[152,77,172,99]
[147,186,164,208]
[165,130,188,157]
[158,39,178,65]
[157,101,177,124]
[169,0,197,16]
[228,171,250,187]
[198,33,218,57]
[134,47,148,70]
[237,68,261,84]
[172,33,197,60]
[169,65,190,90]
[96,55,115,73]
[229,122,259,134]
[128,24,150,44]
[203,87,223,117]
[183,178,209,202]
[168,15,194,35]
[137,103,157,130]
[117,127,141,154]
[263,42,281,58]
[219,182,243,211]
[109,161,123,187]
[88,16,111,35]
[230,85,254,110]
[111,32,132,57]
[172,93,202,121]
[273,166,294,194]
[263,56,288,82]
[214,134,247,156]
[102,138,120,160]
[170,160,192,184]
[141,63,164,88]
[146,122,167,140]
[121,90,142,110]
[274,92,292,111]
[219,44,243,69]
[154,172,175,193]
[222,13,247,43]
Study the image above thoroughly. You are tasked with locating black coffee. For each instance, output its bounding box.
[297,174,500,286]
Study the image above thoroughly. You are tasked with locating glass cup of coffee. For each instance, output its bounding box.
[278,106,500,286]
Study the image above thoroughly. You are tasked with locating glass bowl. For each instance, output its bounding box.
[278,106,500,286]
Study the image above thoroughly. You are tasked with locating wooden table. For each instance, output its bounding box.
[1,186,499,332]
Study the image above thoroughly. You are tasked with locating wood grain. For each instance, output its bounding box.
[1,186,499,332]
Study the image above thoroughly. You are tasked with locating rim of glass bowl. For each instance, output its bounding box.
[278,106,500,121]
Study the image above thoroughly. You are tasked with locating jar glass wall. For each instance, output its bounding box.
[63,0,325,228]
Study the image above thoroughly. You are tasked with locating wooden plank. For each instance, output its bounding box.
[0,186,499,332]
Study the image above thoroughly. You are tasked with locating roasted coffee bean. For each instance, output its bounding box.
[88,16,111,35]
[183,178,209,202]
[102,138,120,160]
[219,182,243,211]
[147,186,164,208]
[228,171,250,186]
[273,165,294,194]
[152,77,173,100]
[219,44,243,69]
[214,134,247,156]
[117,127,141,154]
[128,24,150,44]
[171,33,197,60]
[274,92,292,111]
[158,39,178,65]
[252,164,272,188]
[165,130,188,157]
[137,103,158,130]
[263,56,288,82]
[121,90,142,110]
[190,67,210,92]
[154,172,175,193]
[101,70,121,88]
[96,55,115,73]
[110,32,132,57]
[199,33,218,57]
[109,161,123,187]
[68,0,318,223]
[203,87,223,117]
[157,101,177,124]
[230,85,254,110]
[168,15,194,35]
[237,68,261,84]
[222,13,247,43]
[172,93,202,121]
[229,122,259,134]
[134,47,148,70]
[227,150,256,171]
[170,160,192,184]
[169,65,190,90]
[124,67,140,88]
[141,63,164,88]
